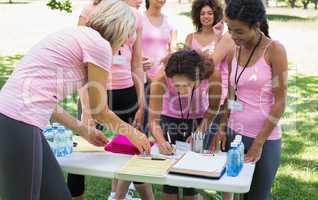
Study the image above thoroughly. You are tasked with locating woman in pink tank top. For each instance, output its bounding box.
[212,1,288,200]
[141,0,177,80]
[0,1,151,200]
[148,50,221,200]
[69,1,154,200]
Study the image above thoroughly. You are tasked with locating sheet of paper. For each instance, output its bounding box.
[173,151,227,173]
[73,136,105,152]
[118,155,175,177]
[151,144,185,160]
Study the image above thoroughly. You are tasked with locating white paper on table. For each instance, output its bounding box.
[151,144,185,160]
[173,151,227,173]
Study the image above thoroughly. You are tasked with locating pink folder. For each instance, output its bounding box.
[104,134,141,155]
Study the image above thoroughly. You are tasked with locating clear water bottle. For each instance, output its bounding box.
[227,142,240,177]
[65,128,73,155]
[55,127,66,157]
[235,135,245,171]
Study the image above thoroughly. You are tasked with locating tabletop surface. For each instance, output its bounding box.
[58,150,255,193]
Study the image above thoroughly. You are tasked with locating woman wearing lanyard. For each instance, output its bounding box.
[68,0,153,200]
[148,50,221,200]
[185,0,235,152]
[0,1,150,200]
[212,0,287,199]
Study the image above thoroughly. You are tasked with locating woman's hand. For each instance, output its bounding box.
[82,126,109,147]
[245,140,264,163]
[211,130,227,152]
[127,130,151,154]
[133,106,144,130]
[158,141,174,155]
[142,56,153,71]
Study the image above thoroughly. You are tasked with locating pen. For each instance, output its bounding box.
[167,131,172,144]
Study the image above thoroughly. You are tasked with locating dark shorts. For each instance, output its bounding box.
[0,113,71,200]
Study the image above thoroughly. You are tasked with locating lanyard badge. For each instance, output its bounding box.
[230,33,263,112]
[113,50,126,65]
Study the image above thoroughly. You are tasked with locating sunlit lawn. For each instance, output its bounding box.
[0,53,317,199]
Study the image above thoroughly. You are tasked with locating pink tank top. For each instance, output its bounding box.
[228,42,281,140]
[191,33,228,105]
[141,13,173,78]
[80,3,142,90]
[161,78,209,119]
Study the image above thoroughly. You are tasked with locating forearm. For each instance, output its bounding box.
[93,109,137,138]
[79,86,91,117]
[219,99,230,131]
[132,29,145,107]
[132,65,145,107]
[51,105,86,137]
[198,103,220,133]
[255,101,286,144]
[149,118,166,143]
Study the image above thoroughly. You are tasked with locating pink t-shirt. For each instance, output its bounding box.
[0,27,112,129]
[141,13,173,78]
[80,3,142,89]
[228,44,281,140]
[161,78,209,119]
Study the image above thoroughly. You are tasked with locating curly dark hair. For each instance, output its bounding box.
[225,0,270,37]
[191,0,223,32]
[165,50,214,81]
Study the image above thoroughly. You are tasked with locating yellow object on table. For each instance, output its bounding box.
[118,155,175,178]
[73,136,105,152]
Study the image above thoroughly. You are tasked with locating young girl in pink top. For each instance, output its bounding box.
[0,1,151,200]
[149,49,221,200]
[213,0,288,199]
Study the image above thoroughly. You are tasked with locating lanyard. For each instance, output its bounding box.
[178,87,195,120]
[234,33,262,101]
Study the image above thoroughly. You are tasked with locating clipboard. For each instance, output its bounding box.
[168,151,227,179]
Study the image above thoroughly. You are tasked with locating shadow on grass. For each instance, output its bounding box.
[179,12,318,22]
[271,175,318,200]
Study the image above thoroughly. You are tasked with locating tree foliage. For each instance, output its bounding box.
[47,0,72,13]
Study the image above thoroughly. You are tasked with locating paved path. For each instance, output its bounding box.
[0,0,317,75]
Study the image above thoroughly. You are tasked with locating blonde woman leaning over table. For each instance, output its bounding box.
[0,1,150,200]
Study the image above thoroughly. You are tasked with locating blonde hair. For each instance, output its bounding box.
[87,0,136,51]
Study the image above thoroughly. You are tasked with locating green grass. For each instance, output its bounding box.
[1,55,317,199]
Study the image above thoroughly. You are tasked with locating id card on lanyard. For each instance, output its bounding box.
[112,50,126,65]
[230,33,263,112]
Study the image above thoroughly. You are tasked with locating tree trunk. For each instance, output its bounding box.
[289,0,296,8]
[315,1,318,10]
[302,0,310,9]
[9,0,13,3]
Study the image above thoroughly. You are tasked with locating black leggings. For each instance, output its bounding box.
[214,128,281,200]
[160,115,202,197]
[0,113,71,200]
[68,86,139,197]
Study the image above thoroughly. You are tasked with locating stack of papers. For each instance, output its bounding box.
[73,136,105,152]
[169,151,227,179]
[118,155,175,177]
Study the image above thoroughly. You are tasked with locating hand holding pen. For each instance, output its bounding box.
[158,131,174,155]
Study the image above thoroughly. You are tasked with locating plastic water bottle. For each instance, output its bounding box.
[227,142,240,177]
[65,128,73,155]
[55,126,66,157]
[235,135,245,171]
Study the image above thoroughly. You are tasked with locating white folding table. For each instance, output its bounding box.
[58,151,255,193]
